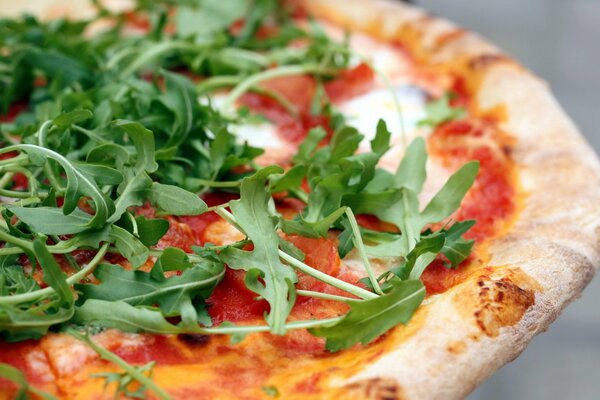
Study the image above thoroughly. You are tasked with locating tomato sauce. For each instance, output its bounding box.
[0,101,27,123]
[429,119,515,242]
[0,341,53,386]
[239,63,375,144]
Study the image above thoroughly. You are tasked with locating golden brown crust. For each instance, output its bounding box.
[303,0,600,398]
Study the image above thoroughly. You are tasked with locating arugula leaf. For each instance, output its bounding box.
[76,261,223,316]
[135,216,170,247]
[109,226,149,268]
[110,172,153,223]
[309,279,425,352]
[7,206,92,235]
[394,136,427,192]
[219,167,298,334]
[370,119,392,157]
[261,385,280,398]
[419,161,479,226]
[160,70,198,144]
[418,93,466,128]
[343,154,479,257]
[439,220,476,268]
[73,299,182,334]
[280,207,347,239]
[154,247,195,274]
[4,143,115,229]
[52,109,93,129]
[33,239,73,307]
[175,0,248,37]
[24,48,92,86]
[74,162,124,186]
[0,264,39,296]
[405,233,446,280]
[149,182,208,216]
[92,361,157,400]
[0,303,74,342]
[114,120,159,174]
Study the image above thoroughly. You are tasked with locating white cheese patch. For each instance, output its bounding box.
[43,330,149,376]
[350,35,414,85]
[233,122,297,165]
[319,21,414,86]
[337,84,429,153]
[231,122,279,149]
[44,335,96,375]
[200,94,296,165]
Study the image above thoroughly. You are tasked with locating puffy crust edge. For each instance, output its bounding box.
[303,0,600,399]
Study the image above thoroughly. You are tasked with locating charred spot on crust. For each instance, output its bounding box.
[344,377,404,400]
[469,53,509,70]
[178,333,211,347]
[447,340,467,355]
[473,276,535,337]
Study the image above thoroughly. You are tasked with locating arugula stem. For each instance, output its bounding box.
[72,124,108,143]
[0,198,44,218]
[193,179,241,188]
[345,208,384,295]
[296,290,354,302]
[214,207,245,234]
[0,189,32,199]
[218,48,270,68]
[0,230,34,252]
[119,41,198,78]
[288,187,309,204]
[197,76,299,117]
[0,172,14,190]
[278,251,377,300]
[220,64,332,113]
[0,166,41,197]
[401,192,417,254]
[196,75,242,93]
[0,243,108,305]
[0,153,28,166]
[200,204,223,213]
[202,317,341,335]
[67,329,171,400]
[0,246,24,256]
[36,121,66,194]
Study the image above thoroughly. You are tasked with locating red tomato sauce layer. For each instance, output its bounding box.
[420,119,516,294]
[239,63,375,143]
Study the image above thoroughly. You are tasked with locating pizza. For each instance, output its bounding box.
[0,0,599,399]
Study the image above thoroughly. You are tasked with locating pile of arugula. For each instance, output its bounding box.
[0,0,476,397]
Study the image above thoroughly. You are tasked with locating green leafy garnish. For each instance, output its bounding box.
[219,167,297,334]
[262,385,280,398]
[0,0,482,380]
[310,279,425,351]
[418,93,466,128]
[68,329,171,400]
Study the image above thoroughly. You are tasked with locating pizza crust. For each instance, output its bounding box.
[303,0,600,398]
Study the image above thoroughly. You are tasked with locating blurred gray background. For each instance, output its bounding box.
[415,1,600,399]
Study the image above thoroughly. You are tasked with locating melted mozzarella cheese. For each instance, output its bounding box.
[231,122,296,165]
[337,84,429,154]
